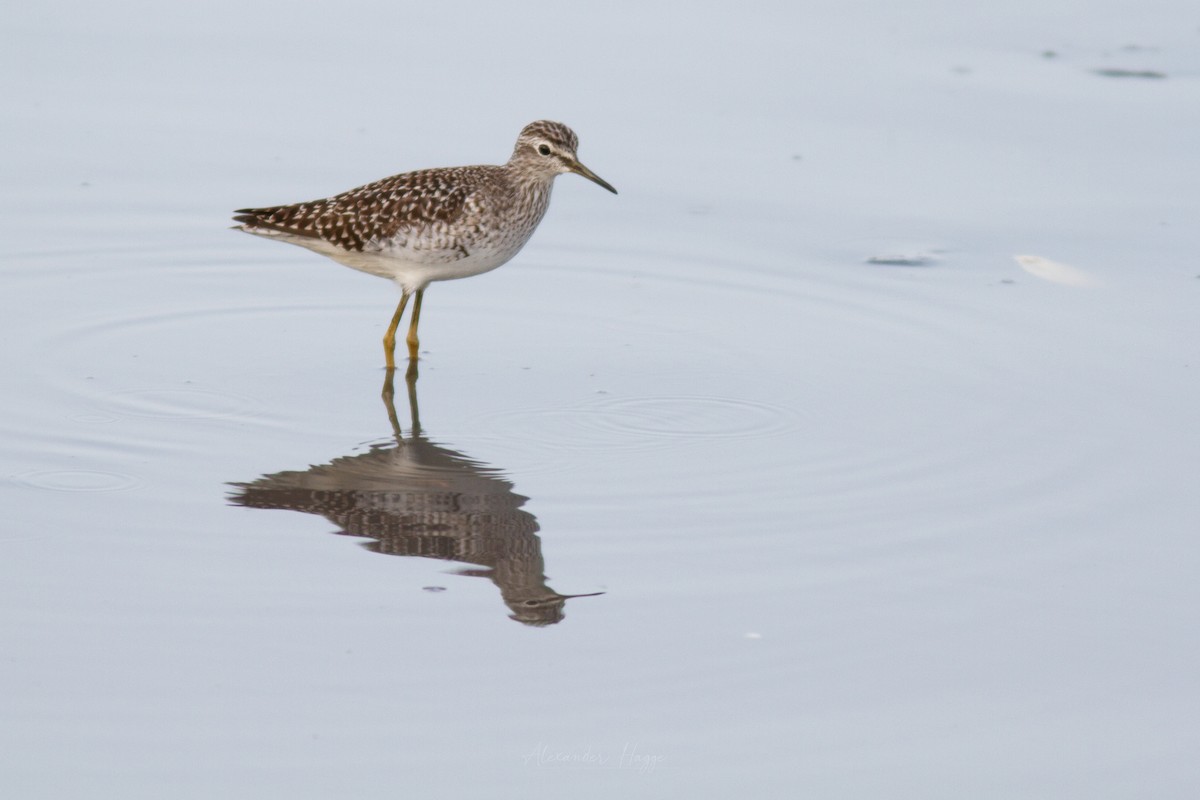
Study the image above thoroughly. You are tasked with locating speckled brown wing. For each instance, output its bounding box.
[234,168,476,253]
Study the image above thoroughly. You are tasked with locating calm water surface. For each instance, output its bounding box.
[3,2,1200,797]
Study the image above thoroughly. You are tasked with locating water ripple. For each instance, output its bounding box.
[581,395,799,440]
[11,468,142,493]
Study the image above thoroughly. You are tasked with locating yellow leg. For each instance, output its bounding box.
[405,288,425,361]
[383,293,410,370]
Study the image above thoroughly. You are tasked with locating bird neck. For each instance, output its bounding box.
[506,167,555,220]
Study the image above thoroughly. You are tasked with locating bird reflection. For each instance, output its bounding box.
[229,365,602,626]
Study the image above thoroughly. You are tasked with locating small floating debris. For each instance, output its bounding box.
[866,253,938,267]
[422,586,447,593]
[1014,254,1100,287]
[1092,68,1167,79]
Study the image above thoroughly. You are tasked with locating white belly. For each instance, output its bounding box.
[255,229,533,294]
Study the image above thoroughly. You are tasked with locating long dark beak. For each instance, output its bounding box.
[558,591,606,599]
[569,159,618,194]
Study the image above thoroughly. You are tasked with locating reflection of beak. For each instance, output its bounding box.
[568,159,618,194]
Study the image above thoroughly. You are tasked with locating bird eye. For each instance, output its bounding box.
[537,144,551,156]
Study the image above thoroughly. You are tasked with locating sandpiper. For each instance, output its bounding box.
[233,121,616,367]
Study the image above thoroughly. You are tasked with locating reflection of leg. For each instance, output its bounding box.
[381,367,402,439]
[405,359,422,435]
[383,293,411,370]
[406,288,424,361]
